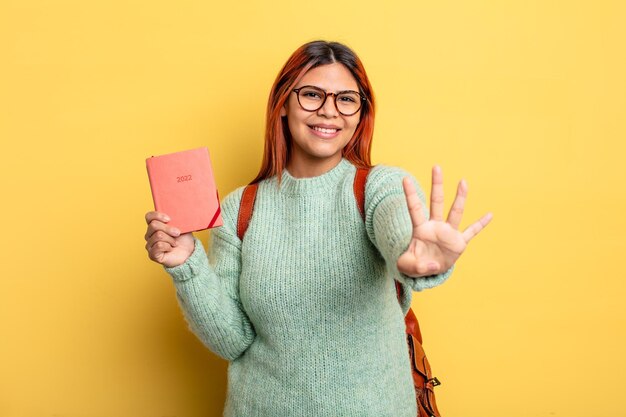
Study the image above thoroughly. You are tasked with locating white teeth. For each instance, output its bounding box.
[312,126,338,134]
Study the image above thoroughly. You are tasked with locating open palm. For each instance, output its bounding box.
[396,166,493,278]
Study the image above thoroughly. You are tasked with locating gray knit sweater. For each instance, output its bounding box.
[164,158,454,416]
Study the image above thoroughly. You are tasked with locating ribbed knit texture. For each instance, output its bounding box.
[164,158,454,417]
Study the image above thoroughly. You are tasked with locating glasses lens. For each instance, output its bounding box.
[297,86,326,111]
[335,91,362,115]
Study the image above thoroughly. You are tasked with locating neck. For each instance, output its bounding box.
[286,154,343,178]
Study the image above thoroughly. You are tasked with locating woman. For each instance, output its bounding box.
[144,40,492,416]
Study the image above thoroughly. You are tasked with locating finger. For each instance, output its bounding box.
[145,211,170,225]
[144,219,181,241]
[397,256,440,277]
[430,165,444,221]
[446,179,468,229]
[148,240,173,262]
[462,212,493,243]
[418,261,440,276]
[402,177,427,230]
[146,229,178,250]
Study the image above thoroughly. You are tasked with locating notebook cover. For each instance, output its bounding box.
[146,147,223,234]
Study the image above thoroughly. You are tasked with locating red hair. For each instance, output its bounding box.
[251,40,376,185]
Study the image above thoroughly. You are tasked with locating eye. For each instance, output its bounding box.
[337,93,358,103]
[299,88,323,100]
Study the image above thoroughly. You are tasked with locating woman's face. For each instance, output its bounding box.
[281,62,361,176]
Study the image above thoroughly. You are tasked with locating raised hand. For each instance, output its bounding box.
[396,166,493,278]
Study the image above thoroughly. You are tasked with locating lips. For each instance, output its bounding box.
[311,126,339,134]
[309,124,341,133]
[307,124,342,139]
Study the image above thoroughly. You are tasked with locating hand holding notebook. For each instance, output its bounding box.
[144,147,223,267]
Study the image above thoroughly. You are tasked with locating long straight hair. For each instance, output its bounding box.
[251,40,376,184]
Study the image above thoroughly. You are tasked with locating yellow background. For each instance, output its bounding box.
[1,0,625,416]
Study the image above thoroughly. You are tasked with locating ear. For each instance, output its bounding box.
[280,104,287,117]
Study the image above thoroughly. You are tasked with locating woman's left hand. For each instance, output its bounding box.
[396,166,493,278]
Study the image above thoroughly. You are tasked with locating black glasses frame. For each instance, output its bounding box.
[292,85,367,116]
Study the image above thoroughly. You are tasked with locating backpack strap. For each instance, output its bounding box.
[237,182,259,241]
[354,167,369,220]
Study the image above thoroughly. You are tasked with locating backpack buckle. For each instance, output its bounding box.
[428,377,441,387]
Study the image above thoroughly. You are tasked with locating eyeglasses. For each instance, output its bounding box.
[292,85,366,116]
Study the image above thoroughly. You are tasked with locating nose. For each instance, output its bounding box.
[317,93,339,117]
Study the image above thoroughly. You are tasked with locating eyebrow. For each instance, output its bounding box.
[295,84,360,94]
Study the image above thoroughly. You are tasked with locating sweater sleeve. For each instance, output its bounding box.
[163,187,256,361]
[364,165,455,292]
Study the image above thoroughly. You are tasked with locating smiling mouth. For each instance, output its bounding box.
[309,125,341,134]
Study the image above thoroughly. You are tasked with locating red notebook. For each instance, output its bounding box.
[146,147,223,233]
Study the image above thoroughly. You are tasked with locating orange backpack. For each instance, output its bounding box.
[236,167,443,417]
